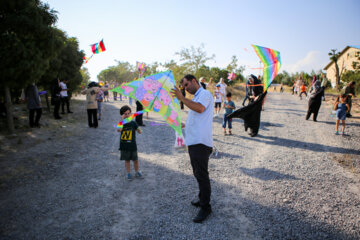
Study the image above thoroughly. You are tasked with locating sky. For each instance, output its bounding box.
[44,0,360,82]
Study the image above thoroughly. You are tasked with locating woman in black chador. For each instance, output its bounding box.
[306,76,325,122]
[228,74,265,137]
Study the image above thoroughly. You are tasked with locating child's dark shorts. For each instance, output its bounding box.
[120,150,138,161]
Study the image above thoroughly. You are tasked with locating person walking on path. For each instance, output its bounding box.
[334,94,350,135]
[24,83,42,128]
[103,82,110,102]
[299,84,307,100]
[306,77,324,122]
[118,105,143,181]
[81,82,108,128]
[214,85,223,117]
[59,79,73,114]
[223,92,235,135]
[344,81,356,117]
[171,74,214,223]
[218,78,227,100]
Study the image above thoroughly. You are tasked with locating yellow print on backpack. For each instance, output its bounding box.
[121,130,132,141]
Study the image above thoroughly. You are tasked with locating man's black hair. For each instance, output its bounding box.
[226,92,232,97]
[184,74,197,81]
[120,105,132,115]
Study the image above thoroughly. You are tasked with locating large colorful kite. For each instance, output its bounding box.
[136,62,147,78]
[251,44,281,91]
[83,39,106,64]
[91,39,106,54]
[111,70,185,147]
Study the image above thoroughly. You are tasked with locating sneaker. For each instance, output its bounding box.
[135,171,144,179]
[339,131,344,135]
[228,132,233,135]
[126,173,133,181]
[335,131,339,135]
[224,132,227,136]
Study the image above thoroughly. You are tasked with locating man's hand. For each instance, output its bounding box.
[171,86,184,101]
[181,123,185,129]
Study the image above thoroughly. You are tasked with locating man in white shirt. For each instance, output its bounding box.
[171,74,214,223]
[59,79,73,114]
[218,78,227,97]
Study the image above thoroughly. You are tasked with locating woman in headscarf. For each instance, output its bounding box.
[228,74,265,137]
[306,75,325,122]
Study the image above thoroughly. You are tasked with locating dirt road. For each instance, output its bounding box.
[0,92,359,239]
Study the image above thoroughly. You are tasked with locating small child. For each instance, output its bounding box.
[214,85,223,117]
[223,92,235,135]
[118,105,143,181]
[334,94,350,135]
[299,84,307,99]
[96,89,104,120]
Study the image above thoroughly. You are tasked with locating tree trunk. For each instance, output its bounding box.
[335,63,340,90]
[4,86,15,134]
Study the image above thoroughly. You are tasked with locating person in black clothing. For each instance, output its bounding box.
[227,74,264,137]
[135,100,145,126]
[51,79,62,119]
[306,78,324,122]
[200,77,207,89]
[25,83,42,127]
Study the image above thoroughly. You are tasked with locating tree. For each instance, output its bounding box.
[0,0,59,133]
[79,67,91,90]
[98,61,136,84]
[162,60,187,84]
[175,43,215,73]
[328,49,341,90]
[226,55,238,72]
[39,31,84,96]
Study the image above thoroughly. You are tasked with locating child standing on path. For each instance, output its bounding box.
[223,92,235,135]
[214,85,223,117]
[299,84,307,100]
[334,94,350,135]
[118,105,143,181]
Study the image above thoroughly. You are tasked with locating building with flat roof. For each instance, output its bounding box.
[323,45,360,87]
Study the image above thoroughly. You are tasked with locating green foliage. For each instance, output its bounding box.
[97,61,136,84]
[79,67,91,90]
[341,70,360,93]
[175,43,215,73]
[39,32,84,95]
[0,0,59,88]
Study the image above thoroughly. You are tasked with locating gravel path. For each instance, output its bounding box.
[0,92,359,239]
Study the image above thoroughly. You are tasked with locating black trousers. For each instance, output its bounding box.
[61,96,70,113]
[113,92,117,100]
[87,109,98,128]
[53,99,61,118]
[188,144,213,210]
[299,92,307,97]
[29,108,42,127]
